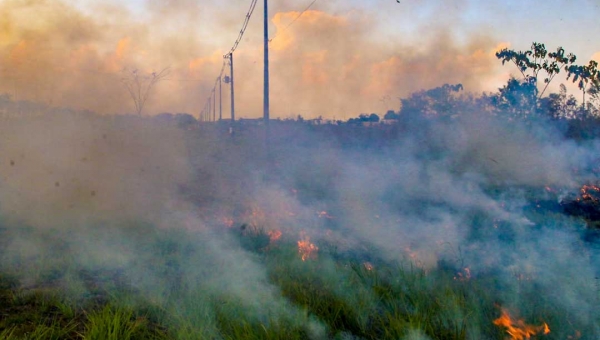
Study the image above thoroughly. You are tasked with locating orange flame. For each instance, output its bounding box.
[579,184,600,202]
[297,234,318,261]
[493,308,550,340]
[268,229,282,243]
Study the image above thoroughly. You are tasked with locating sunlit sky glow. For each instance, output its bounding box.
[1,0,599,119]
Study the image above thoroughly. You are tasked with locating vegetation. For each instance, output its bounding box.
[0,213,597,339]
[495,42,577,100]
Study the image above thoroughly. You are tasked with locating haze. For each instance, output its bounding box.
[2,0,599,119]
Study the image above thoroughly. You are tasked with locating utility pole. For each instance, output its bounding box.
[228,53,235,122]
[263,0,270,124]
[212,90,216,122]
[219,76,222,121]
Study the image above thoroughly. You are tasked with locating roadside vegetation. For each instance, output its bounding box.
[0,213,597,339]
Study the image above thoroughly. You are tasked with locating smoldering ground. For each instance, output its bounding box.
[0,104,599,338]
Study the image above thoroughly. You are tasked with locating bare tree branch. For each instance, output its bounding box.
[121,67,170,115]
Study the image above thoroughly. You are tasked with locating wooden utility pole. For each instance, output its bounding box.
[229,53,235,122]
[263,0,270,124]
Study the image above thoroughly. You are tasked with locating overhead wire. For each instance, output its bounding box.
[269,0,318,43]
[200,58,228,121]
[201,0,259,121]
[4,0,319,118]
[226,0,259,57]
[200,0,319,121]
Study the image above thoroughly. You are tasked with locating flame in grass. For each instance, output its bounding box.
[268,229,282,243]
[579,184,600,202]
[493,308,550,340]
[297,234,318,261]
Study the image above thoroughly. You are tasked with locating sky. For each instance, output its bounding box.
[1,0,599,119]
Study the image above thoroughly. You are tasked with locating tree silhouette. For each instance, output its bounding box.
[566,60,599,106]
[399,83,464,117]
[121,67,170,115]
[491,77,538,118]
[496,42,576,99]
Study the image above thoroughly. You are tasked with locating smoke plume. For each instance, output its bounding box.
[0,0,503,119]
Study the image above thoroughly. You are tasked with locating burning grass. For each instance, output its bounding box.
[0,113,599,339]
[493,308,550,340]
[0,219,597,340]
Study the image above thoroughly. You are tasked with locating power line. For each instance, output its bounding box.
[200,0,262,122]
[226,0,259,56]
[269,0,318,43]
[199,58,227,122]
[200,0,319,122]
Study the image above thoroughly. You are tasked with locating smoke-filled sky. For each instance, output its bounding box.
[1,0,599,119]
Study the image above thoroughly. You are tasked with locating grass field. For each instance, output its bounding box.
[0,215,597,340]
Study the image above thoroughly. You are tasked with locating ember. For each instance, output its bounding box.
[579,184,600,202]
[561,183,600,228]
[453,267,471,282]
[493,308,550,340]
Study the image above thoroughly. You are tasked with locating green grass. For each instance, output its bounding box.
[82,305,160,340]
[0,219,597,340]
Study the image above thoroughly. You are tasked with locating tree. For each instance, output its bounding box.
[368,113,380,123]
[399,83,464,117]
[495,42,576,100]
[121,67,170,115]
[383,110,399,120]
[491,77,538,117]
[589,80,600,108]
[566,59,599,106]
[347,113,378,125]
[538,84,579,120]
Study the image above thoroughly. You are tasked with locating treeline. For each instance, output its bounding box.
[343,42,600,139]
